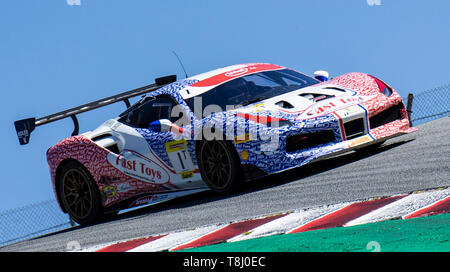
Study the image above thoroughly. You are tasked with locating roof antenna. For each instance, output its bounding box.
[172,51,189,79]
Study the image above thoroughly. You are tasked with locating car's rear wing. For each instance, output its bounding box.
[14,75,177,145]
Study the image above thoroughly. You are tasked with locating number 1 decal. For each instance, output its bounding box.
[165,139,195,179]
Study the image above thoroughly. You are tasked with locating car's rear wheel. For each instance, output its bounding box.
[59,161,102,225]
[197,140,244,193]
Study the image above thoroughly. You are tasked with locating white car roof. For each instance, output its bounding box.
[178,63,285,99]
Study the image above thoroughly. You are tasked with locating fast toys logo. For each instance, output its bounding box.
[299,96,368,119]
[107,151,169,184]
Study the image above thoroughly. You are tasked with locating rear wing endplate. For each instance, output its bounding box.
[14,74,177,145]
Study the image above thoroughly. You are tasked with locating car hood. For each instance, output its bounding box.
[228,83,377,122]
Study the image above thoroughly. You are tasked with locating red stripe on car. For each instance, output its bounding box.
[191,64,284,87]
[234,113,285,124]
[332,111,347,141]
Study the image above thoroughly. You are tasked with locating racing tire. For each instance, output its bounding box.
[58,161,103,226]
[197,140,244,194]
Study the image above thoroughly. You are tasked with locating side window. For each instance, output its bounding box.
[119,95,179,128]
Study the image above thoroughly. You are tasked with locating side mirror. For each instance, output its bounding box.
[314,70,329,82]
[149,119,184,134]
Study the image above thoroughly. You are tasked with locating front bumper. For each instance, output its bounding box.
[236,102,416,176]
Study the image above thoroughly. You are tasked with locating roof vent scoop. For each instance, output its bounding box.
[299,93,335,102]
[322,86,347,92]
[275,100,294,109]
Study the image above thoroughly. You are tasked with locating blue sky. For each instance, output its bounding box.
[1,0,449,212]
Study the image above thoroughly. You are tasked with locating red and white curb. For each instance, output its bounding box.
[78,187,449,252]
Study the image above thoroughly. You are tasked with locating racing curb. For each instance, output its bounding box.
[80,187,449,252]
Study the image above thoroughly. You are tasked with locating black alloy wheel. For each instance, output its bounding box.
[198,140,244,193]
[59,161,102,225]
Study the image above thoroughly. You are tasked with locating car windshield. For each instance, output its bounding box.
[185,69,319,114]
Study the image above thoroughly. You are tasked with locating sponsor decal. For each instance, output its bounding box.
[104,119,122,131]
[107,151,170,184]
[337,107,361,118]
[180,170,194,179]
[234,133,252,144]
[103,185,117,199]
[116,182,132,193]
[225,67,248,77]
[131,194,169,207]
[17,130,30,140]
[191,64,284,88]
[299,96,374,120]
[165,139,195,174]
[308,97,360,116]
[240,150,249,161]
[234,113,285,124]
[166,140,187,153]
[349,135,372,147]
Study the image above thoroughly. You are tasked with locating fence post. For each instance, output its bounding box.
[406,93,414,127]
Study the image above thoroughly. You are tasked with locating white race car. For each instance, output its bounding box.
[15,63,416,225]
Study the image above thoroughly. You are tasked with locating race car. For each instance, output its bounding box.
[14,63,416,225]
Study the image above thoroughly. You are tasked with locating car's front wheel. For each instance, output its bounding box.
[197,140,244,193]
[59,161,102,225]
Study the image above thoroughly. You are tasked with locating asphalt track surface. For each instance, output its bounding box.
[2,117,449,252]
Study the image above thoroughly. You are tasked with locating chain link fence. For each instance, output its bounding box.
[1,84,449,248]
[0,200,72,247]
[405,84,450,125]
